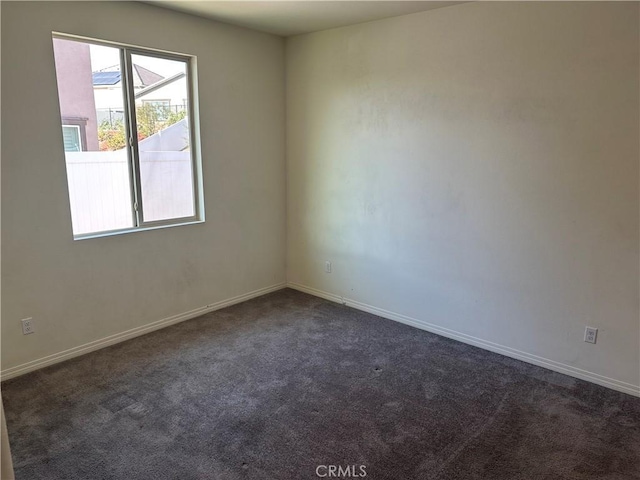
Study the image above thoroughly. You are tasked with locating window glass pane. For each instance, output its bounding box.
[131,53,195,222]
[53,38,134,235]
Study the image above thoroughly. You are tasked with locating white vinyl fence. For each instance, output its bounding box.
[65,149,193,235]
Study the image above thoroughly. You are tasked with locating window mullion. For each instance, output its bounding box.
[122,48,144,226]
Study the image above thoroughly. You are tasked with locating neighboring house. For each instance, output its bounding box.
[52,38,100,151]
[93,64,188,126]
[92,63,164,113]
[135,73,188,120]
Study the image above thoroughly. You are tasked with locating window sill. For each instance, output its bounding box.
[73,219,205,241]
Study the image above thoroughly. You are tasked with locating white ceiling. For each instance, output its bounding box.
[147,1,465,37]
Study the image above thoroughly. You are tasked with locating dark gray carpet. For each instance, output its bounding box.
[2,289,639,480]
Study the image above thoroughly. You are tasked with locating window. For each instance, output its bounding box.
[62,125,82,152]
[52,33,203,238]
[61,117,89,152]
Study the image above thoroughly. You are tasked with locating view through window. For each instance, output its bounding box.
[52,34,202,237]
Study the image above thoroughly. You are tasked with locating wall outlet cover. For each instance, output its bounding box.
[584,326,598,344]
[21,317,35,335]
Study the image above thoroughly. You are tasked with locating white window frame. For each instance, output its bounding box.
[62,124,83,152]
[53,32,205,240]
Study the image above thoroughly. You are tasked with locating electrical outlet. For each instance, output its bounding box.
[584,326,598,344]
[325,261,332,273]
[21,317,35,335]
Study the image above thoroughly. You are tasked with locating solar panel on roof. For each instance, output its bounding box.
[92,71,121,86]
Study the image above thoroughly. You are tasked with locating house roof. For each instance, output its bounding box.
[133,64,164,87]
[134,72,186,99]
[93,64,164,88]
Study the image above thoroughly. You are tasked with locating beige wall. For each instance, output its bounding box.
[1,1,286,371]
[286,2,640,393]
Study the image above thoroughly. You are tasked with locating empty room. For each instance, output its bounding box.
[1,1,639,479]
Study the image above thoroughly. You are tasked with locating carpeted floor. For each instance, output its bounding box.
[2,288,639,479]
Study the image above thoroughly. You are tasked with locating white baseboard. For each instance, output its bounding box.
[287,282,640,398]
[5,280,638,397]
[1,282,287,381]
